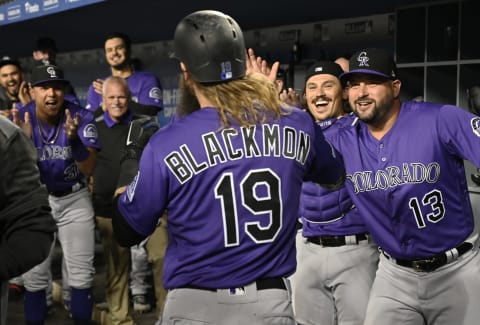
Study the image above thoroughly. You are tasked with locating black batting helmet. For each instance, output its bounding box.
[173,10,246,84]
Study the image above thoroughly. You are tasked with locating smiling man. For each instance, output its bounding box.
[12,64,99,325]
[0,57,31,116]
[291,61,378,325]
[86,32,163,117]
[92,76,141,325]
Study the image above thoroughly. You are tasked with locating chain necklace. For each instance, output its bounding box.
[36,113,62,145]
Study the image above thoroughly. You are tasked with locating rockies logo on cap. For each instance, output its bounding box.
[46,66,58,78]
[30,64,68,86]
[357,52,370,67]
[340,48,398,81]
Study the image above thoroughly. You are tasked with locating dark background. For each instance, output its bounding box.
[0,0,446,58]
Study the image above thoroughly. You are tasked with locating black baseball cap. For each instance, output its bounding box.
[340,48,398,81]
[30,64,68,86]
[0,56,21,70]
[305,61,343,83]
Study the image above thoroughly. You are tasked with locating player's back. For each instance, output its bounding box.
[136,106,318,289]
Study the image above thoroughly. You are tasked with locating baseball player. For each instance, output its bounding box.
[320,48,480,325]
[86,32,163,117]
[12,64,100,325]
[0,57,31,116]
[291,61,379,325]
[0,116,57,325]
[111,10,345,325]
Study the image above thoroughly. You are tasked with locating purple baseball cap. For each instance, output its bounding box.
[30,64,68,87]
[340,48,398,82]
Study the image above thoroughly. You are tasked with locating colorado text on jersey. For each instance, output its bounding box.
[165,124,311,184]
[347,162,441,194]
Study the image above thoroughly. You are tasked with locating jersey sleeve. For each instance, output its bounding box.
[77,108,101,150]
[85,84,102,111]
[438,105,480,167]
[135,74,163,109]
[305,121,345,188]
[299,181,354,223]
[117,141,167,236]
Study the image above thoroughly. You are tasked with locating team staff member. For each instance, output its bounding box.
[93,76,166,324]
[86,32,163,117]
[112,10,345,325]
[291,61,378,325]
[0,57,31,116]
[0,117,56,325]
[87,32,163,312]
[12,64,100,325]
[323,48,480,325]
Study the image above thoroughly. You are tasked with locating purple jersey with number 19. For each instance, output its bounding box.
[118,106,343,289]
[329,101,480,260]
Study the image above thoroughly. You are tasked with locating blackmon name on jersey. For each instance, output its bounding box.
[348,161,441,194]
[165,124,311,184]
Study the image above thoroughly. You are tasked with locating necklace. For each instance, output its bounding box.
[36,113,62,145]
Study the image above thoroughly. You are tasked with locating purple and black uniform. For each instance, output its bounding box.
[117,106,343,290]
[20,100,100,192]
[18,100,100,324]
[86,71,163,113]
[292,114,379,325]
[329,102,478,259]
[328,101,480,325]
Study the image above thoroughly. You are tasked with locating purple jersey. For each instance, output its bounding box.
[300,114,368,237]
[329,101,480,259]
[19,100,100,192]
[118,106,343,289]
[86,71,163,111]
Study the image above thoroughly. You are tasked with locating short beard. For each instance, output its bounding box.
[355,96,394,126]
[177,76,200,117]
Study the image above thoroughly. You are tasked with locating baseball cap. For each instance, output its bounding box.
[0,56,21,70]
[30,64,68,86]
[340,48,398,81]
[305,61,343,83]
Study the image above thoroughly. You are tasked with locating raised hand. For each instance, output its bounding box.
[280,88,302,107]
[64,109,81,140]
[245,48,279,83]
[11,108,33,138]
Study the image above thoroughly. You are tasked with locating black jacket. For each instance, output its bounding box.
[0,117,57,281]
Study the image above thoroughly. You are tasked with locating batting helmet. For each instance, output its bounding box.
[173,10,246,84]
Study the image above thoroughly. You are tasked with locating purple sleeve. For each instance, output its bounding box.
[85,84,101,111]
[299,181,354,222]
[133,74,163,109]
[118,142,167,236]
[438,105,480,167]
[77,108,100,149]
[305,122,345,187]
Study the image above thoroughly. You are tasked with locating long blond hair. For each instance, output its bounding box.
[196,75,287,128]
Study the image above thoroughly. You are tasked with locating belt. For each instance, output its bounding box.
[307,233,368,247]
[182,277,286,292]
[383,242,473,272]
[48,182,86,197]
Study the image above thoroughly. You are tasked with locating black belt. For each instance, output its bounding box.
[385,242,473,272]
[307,233,368,247]
[48,182,85,197]
[182,277,286,292]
